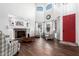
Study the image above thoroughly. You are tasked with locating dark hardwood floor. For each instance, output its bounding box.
[17,38,79,56]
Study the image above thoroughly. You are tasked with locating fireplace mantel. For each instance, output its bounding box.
[14,28,26,31]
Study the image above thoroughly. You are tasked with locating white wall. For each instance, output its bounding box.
[52,4,63,40]
[75,4,79,45]
[0,3,35,39]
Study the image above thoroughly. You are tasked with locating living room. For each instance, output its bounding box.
[0,3,79,56]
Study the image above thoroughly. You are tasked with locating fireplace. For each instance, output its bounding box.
[14,28,26,39]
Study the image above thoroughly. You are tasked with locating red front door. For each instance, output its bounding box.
[63,14,76,43]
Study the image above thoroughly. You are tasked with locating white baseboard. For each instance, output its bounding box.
[59,41,78,46]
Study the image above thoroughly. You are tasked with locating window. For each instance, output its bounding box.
[46,4,52,10]
[36,7,43,11]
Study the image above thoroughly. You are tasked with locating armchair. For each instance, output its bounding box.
[0,31,20,56]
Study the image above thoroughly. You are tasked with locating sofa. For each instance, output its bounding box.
[0,31,20,56]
